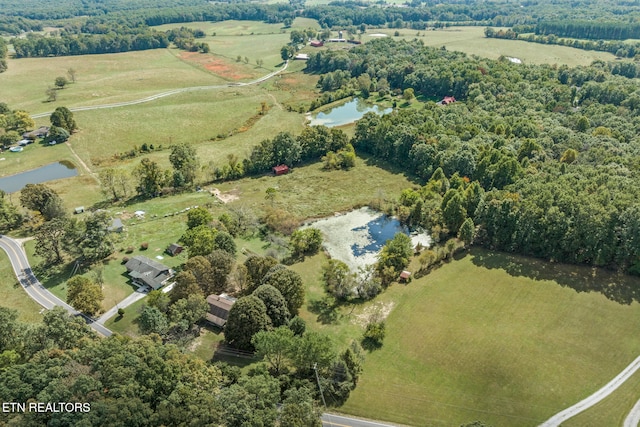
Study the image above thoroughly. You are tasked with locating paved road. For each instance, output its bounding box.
[31,62,288,119]
[624,397,640,427]
[322,413,398,427]
[0,235,112,337]
[539,355,640,426]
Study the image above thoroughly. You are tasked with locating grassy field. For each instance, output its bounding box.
[563,368,640,427]
[0,249,43,323]
[364,26,615,66]
[335,249,640,426]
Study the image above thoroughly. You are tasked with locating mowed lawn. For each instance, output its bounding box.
[363,26,615,66]
[339,249,640,426]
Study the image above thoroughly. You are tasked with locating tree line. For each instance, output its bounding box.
[485,27,640,59]
[0,306,325,426]
[308,38,640,279]
[535,20,640,41]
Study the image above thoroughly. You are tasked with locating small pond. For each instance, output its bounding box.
[304,207,431,272]
[0,161,78,193]
[307,98,392,128]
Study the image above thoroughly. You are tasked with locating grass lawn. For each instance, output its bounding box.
[562,368,640,427]
[216,155,416,220]
[336,248,640,426]
[362,27,615,66]
[0,248,44,323]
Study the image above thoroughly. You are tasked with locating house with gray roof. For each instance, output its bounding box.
[125,255,174,290]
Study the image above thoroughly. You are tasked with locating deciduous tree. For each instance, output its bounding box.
[262,268,305,316]
[224,295,271,350]
[66,275,103,316]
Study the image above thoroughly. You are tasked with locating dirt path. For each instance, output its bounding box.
[65,141,96,179]
[539,355,640,426]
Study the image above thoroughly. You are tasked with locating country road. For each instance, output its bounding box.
[0,235,112,337]
[539,354,640,426]
[31,62,288,119]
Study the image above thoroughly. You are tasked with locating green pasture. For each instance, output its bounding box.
[336,249,640,426]
[215,155,415,220]
[364,27,615,66]
[0,49,231,115]
[563,368,640,427]
[0,249,43,323]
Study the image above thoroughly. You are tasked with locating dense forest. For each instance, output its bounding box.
[304,38,640,277]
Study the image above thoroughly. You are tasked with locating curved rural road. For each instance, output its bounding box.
[625,398,640,427]
[0,234,112,337]
[31,62,288,119]
[539,355,640,426]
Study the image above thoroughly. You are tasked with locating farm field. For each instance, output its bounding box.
[337,249,640,426]
[364,26,615,66]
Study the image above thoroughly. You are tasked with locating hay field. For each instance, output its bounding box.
[365,26,615,66]
[337,249,640,426]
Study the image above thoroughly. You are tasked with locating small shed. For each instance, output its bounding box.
[310,40,324,47]
[206,294,237,328]
[108,218,124,233]
[74,206,85,214]
[166,243,184,256]
[272,164,289,175]
[399,270,412,283]
[294,53,309,60]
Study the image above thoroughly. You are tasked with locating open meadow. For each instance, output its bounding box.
[0,250,43,323]
[335,249,640,426]
[365,26,615,66]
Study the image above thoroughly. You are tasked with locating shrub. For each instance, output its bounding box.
[126,247,134,253]
[363,320,386,349]
[122,256,130,264]
[117,308,125,317]
[141,242,149,250]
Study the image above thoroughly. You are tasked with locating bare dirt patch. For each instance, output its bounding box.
[210,187,240,203]
[179,52,253,80]
[353,301,395,327]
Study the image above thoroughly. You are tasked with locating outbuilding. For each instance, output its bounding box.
[166,243,184,256]
[206,294,237,328]
[272,164,289,175]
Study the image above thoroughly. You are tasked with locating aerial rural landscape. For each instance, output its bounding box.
[2,0,640,426]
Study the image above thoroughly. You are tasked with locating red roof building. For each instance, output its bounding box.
[272,164,289,175]
[441,96,456,105]
[399,270,412,282]
[310,40,324,47]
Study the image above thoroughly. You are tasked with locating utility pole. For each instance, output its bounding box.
[313,363,328,409]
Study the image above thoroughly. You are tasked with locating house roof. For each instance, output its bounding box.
[22,126,50,139]
[125,255,173,289]
[206,294,237,327]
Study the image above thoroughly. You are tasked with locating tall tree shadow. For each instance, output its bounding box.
[308,295,340,324]
[470,248,640,305]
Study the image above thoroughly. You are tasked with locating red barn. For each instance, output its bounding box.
[272,164,289,175]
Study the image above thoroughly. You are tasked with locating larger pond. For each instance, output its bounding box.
[0,161,78,193]
[307,98,392,127]
[305,207,431,272]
